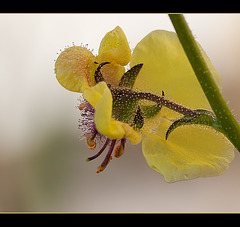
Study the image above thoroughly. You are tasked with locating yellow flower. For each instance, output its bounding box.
[130,30,234,182]
[55,26,234,181]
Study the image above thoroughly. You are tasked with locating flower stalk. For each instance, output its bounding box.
[111,87,200,117]
[169,14,240,152]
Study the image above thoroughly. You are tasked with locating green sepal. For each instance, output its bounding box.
[140,90,164,118]
[165,109,224,140]
[113,96,144,129]
[141,104,162,118]
[117,97,138,124]
[119,64,143,88]
[133,106,144,130]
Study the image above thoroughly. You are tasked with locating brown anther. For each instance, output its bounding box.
[79,102,86,110]
[96,166,105,173]
[86,135,96,150]
[96,155,112,174]
[114,144,124,158]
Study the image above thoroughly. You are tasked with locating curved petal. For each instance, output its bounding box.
[142,119,234,182]
[97,62,125,87]
[121,123,142,145]
[83,82,142,144]
[98,26,131,66]
[55,46,96,93]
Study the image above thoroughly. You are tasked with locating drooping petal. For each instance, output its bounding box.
[98,62,125,86]
[55,46,96,93]
[131,30,234,182]
[83,82,142,144]
[142,119,234,182]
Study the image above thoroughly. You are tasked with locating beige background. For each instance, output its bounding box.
[1,14,240,212]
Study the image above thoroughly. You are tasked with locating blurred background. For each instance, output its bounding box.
[1,14,240,212]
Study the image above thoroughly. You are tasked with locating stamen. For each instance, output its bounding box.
[96,139,117,173]
[114,138,126,158]
[86,138,110,162]
[78,102,86,110]
[86,132,98,150]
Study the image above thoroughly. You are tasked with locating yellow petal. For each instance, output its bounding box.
[83,80,107,108]
[88,82,125,139]
[121,123,142,145]
[131,30,235,182]
[130,29,224,141]
[83,82,142,143]
[55,46,96,92]
[98,26,131,66]
[142,121,234,182]
[130,30,221,111]
[96,61,125,86]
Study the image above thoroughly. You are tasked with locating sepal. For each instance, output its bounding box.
[166,109,224,140]
[119,64,143,88]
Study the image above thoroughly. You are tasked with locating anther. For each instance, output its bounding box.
[96,156,112,173]
[86,138,110,162]
[86,132,98,150]
[114,145,123,158]
[114,138,126,158]
[79,102,86,110]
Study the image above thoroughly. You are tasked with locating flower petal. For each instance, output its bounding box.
[130,30,221,110]
[98,26,131,66]
[121,123,142,145]
[142,120,234,182]
[55,46,96,92]
[97,62,125,86]
[83,82,142,143]
[82,80,107,108]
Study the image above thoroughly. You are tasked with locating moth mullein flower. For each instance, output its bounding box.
[55,26,234,182]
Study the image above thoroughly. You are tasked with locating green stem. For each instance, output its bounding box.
[169,14,240,152]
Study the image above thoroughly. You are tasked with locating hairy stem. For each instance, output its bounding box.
[169,14,240,151]
[111,87,200,117]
